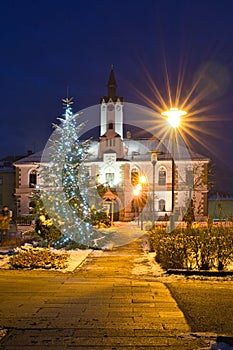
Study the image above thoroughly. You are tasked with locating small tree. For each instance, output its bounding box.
[183,199,195,230]
[30,190,62,248]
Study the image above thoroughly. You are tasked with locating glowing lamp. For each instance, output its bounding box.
[136,183,142,191]
[161,107,187,128]
[133,188,140,196]
[139,175,147,184]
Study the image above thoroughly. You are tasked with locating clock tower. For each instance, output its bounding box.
[100,67,123,139]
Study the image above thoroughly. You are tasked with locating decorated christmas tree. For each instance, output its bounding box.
[38,97,102,247]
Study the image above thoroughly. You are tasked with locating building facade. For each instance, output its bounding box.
[14,69,209,223]
[0,155,27,216]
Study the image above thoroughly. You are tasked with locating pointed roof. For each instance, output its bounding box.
[100,66,123,103]
[107,66,117,99]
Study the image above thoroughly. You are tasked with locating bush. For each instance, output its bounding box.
[90,208,111,228]
[35,214,62,249]
[9,247,69,269]
[149,225,233,271]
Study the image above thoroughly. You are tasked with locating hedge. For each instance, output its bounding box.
[149,225,233,271]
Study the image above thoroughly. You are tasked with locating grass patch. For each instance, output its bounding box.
[166,280,233,335]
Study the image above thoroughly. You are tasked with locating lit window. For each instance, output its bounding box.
[158,168,166,185]
[131,168,139,186]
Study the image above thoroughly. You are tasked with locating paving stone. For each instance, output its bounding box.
[0,237,200,349]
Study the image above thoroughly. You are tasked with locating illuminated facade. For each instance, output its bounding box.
[14,68,209,222]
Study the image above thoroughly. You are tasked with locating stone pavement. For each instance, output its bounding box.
[0,232,212,349]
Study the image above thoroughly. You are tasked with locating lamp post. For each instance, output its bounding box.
[151,151,161,228]
[161,107,187,232]
[139,175,146,230]
[133,175,147,230]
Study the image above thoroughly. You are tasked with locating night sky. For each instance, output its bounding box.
[1,0,233,192]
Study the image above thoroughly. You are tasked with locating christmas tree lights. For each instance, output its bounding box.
[38,97,103,247]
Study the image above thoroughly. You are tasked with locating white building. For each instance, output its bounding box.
[14,68,209,222]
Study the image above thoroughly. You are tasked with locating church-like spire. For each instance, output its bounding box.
[107,65,117,100]
[100,66,123,103]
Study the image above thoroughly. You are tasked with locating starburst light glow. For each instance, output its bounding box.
[130,58,231,164]
[162,107,187,128]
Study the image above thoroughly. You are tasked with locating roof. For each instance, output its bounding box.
[14,150,43,164]
[14,137,209,165]
[209,191,233,201]
[100,67,123,103]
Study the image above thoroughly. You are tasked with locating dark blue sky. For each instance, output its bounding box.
[1,0,233,192]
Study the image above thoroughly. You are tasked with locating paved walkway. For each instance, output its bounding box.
[0,231,211,349]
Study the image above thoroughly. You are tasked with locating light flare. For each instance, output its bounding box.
[129,58,231,163]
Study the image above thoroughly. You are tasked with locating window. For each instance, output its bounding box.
[186,168,193,185]
[158,167,166,185]
[29,200,36,214]
[29,170,37,188]
[159,199,166,211]
[109,122,114,129]
[131,168,139,186]
[105,173,114,186]
[0,177,2,185]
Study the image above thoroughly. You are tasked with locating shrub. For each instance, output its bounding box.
[90,208,111,228]
[149,225,233,271]
[9,247,69,269]
[35,214,62,248]
[150,228,190,270]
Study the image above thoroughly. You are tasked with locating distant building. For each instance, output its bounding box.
[0,155,26,216]
[208,192,233,220]
[14,68,210,222]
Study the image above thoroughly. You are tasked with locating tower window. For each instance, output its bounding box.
[109,122,113,130]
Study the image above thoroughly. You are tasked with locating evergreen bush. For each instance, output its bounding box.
[149,225,233,271]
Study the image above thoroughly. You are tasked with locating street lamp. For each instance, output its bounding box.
[151,150,161,228]
[133,175,147,230]
[161,107,187,232]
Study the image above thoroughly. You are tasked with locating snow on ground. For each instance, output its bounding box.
[61,248,93,272]
[0,254,10,269]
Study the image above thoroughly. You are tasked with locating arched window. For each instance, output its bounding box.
[29,170,37,188]
[105,172,115,186]
[159,199,166,211]
[158,167,166,185]
[131,168,139,186]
